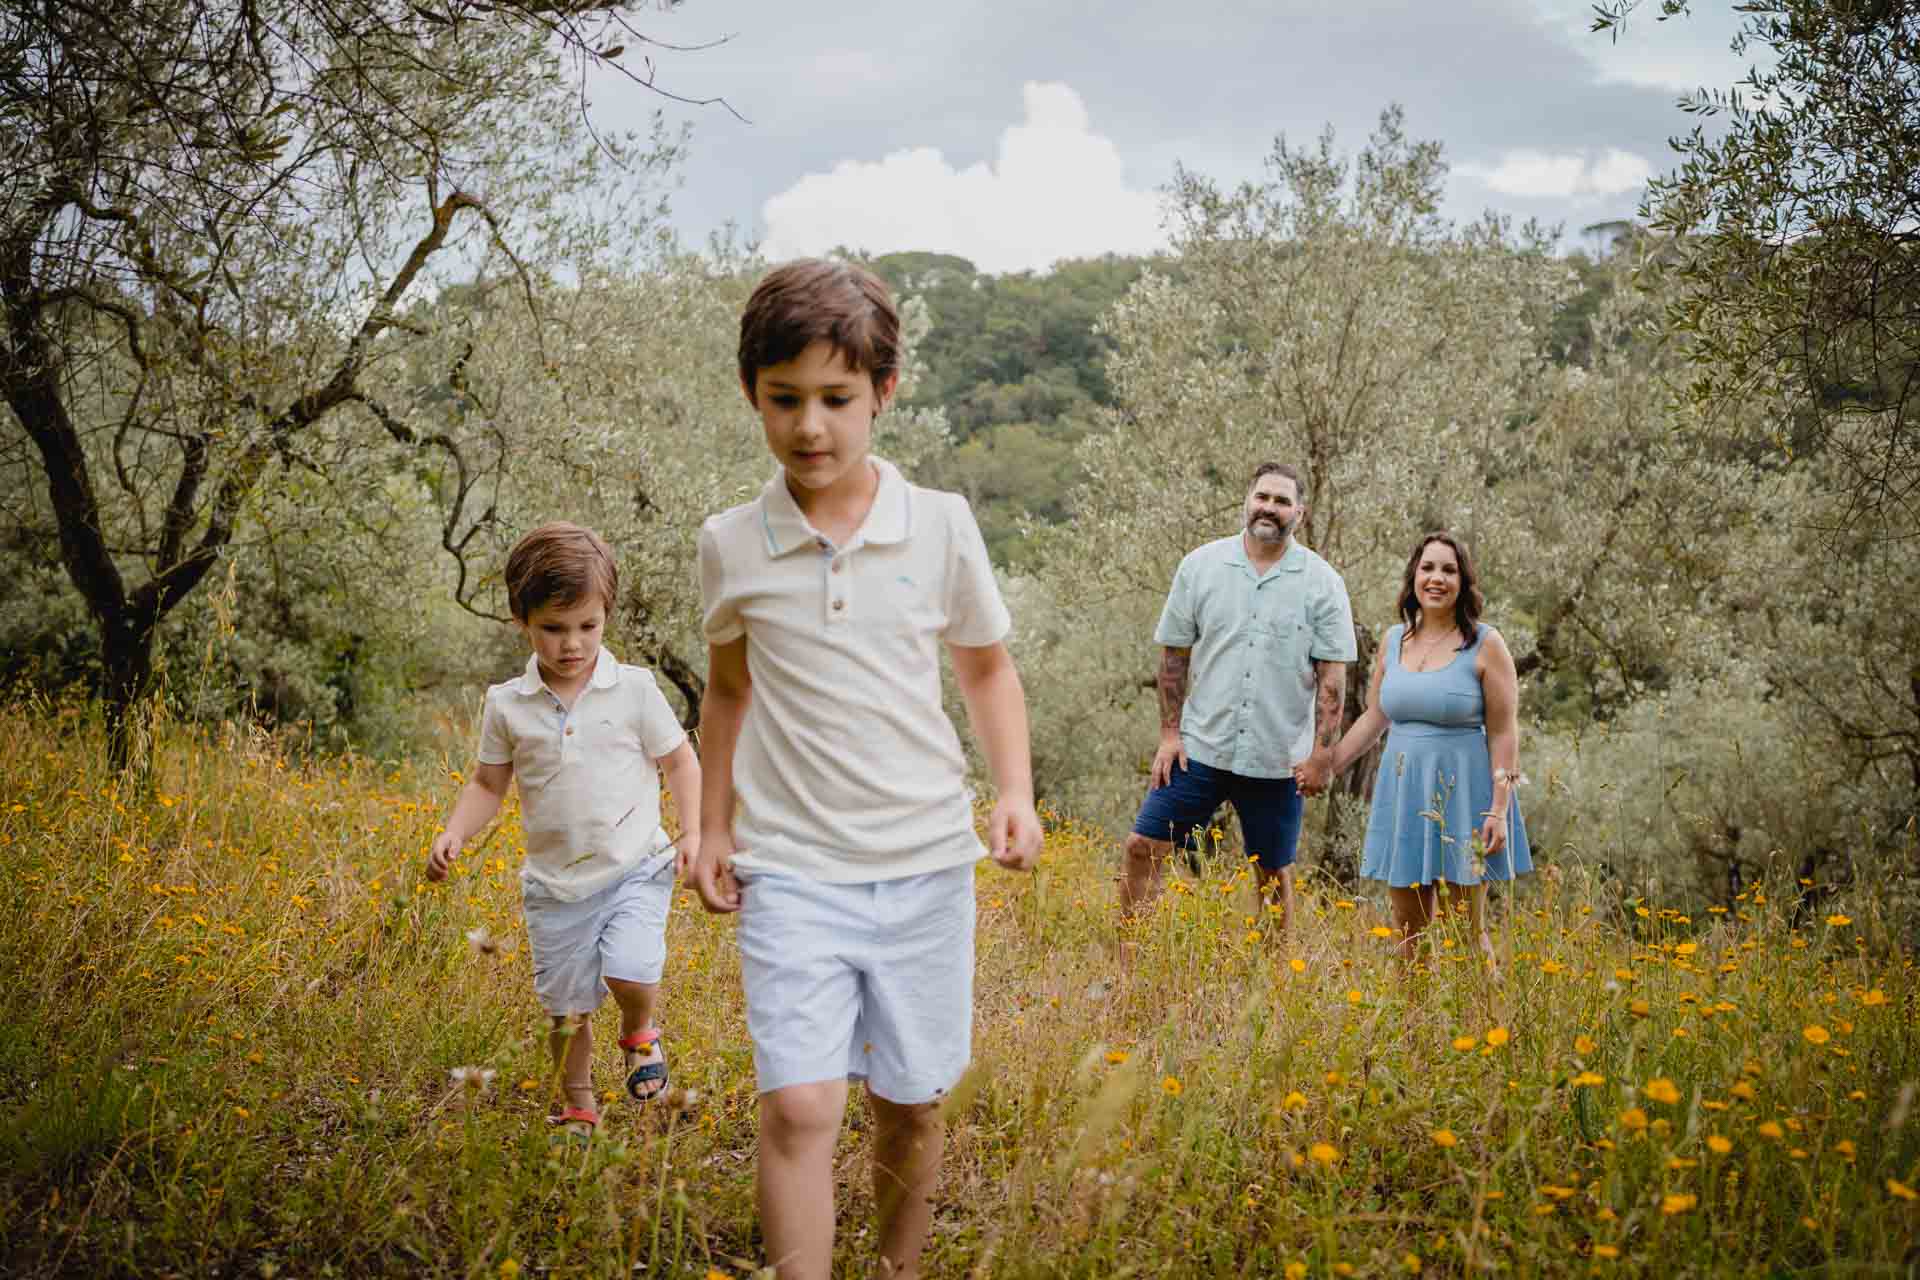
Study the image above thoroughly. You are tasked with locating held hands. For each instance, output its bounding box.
[672,832,700,880]
[987,795,1044,872]
[1149,733,1188,791]
[1293,746,1335,797]
[691,829,742,914]
[425,829,462,882]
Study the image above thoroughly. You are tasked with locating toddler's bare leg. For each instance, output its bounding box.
[551,1013,594,1111]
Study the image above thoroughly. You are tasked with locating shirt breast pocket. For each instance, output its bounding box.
[584,716,647,761]
[1252,608,1307,665]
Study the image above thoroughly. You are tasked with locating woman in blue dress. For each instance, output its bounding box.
[1324,531,1531,965]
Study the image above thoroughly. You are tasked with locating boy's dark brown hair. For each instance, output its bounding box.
[504,522,618,620]
[737,259,900,402]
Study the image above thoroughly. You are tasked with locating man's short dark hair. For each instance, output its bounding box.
[1249,461,1305,504]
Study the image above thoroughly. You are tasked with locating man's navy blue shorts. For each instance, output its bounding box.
[1130,757,1305,872]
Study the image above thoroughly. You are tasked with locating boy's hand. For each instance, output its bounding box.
[672,833,700,880]
[425,829,462,882]
[692,831,741,914]
[986,797,1043,872]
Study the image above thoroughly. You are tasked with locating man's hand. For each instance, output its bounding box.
[692,830,742,914]
[425,829,462,882]
[1149,733,1189,791]
[987,796,1044,871]
[1293,747,1335,797]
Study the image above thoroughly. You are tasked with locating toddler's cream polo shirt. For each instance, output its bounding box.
[476,647,688,901]
[698,457,1012,883]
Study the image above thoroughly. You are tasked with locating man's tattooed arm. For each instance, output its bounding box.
[1158,647,1192,731]
[1312,659,1347,751]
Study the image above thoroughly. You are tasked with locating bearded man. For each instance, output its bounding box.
[1119,461,1357,926]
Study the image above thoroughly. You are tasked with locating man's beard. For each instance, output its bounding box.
[1247,513,1290,544]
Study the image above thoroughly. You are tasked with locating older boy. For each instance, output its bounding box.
[426,522,700,1139]
[693,259,1042,1280]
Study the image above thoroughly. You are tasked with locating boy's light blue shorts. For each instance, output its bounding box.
[522,861,673,1017]
[736,861,976,1104]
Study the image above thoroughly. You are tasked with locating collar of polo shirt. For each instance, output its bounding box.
[510,645,621,697]
[759,456,913,557]
[1224,538,1307,577]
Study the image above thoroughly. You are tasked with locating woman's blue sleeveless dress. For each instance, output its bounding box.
[1359,623,1533,887]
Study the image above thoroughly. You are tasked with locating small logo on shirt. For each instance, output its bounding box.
[896,575,917,587]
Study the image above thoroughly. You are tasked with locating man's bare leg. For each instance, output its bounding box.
[1254,864,1295,932]
[1120,832,1171,918]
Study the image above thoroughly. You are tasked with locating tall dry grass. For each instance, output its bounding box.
[1,702,1916,1277]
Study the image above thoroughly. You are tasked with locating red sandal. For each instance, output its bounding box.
[619,1028,668,1102]
[547,1103,599,1143]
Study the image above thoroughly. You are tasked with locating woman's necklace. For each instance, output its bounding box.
[1404,625,1460,672]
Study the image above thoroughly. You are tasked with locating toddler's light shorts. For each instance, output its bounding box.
[736,861,975,1104]
[522,861,674,1017]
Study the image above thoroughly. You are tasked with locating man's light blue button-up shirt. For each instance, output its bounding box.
[1152,535,1358,779]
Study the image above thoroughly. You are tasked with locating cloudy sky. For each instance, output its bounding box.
[586,0,1758,273]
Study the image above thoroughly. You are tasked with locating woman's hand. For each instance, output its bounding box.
[1478,810,1508,858]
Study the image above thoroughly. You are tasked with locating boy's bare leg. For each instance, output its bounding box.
[605,977,665,1097]
[551,1013,594,1111]
[759,1079,849,1280]
[1119,834,1170,917]
[868,1091,945,1280]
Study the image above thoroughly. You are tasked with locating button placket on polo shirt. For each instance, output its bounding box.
[819,535,857,627]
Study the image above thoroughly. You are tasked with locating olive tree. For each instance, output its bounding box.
[0,0,696,769]
[1019,109,1568,862]
[1594,0,1920,538]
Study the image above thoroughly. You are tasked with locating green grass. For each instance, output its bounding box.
[1,702,1916,1277]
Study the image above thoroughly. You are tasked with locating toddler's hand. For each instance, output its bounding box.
[692,831,741,914]
[673,833,700,880]
[425,830,461,882]
[988,797,1043,872]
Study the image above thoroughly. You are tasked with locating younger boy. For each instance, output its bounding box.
[693,259,1043,1280]
[426,522,700,1138]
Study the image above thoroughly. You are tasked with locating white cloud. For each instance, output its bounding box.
[759,82,1167,274]
[1457,147,1651,199]
[1527,0,1762,93]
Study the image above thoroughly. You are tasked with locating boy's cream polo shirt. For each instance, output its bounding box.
[698,457,1012,883]
[476,647,688,902]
